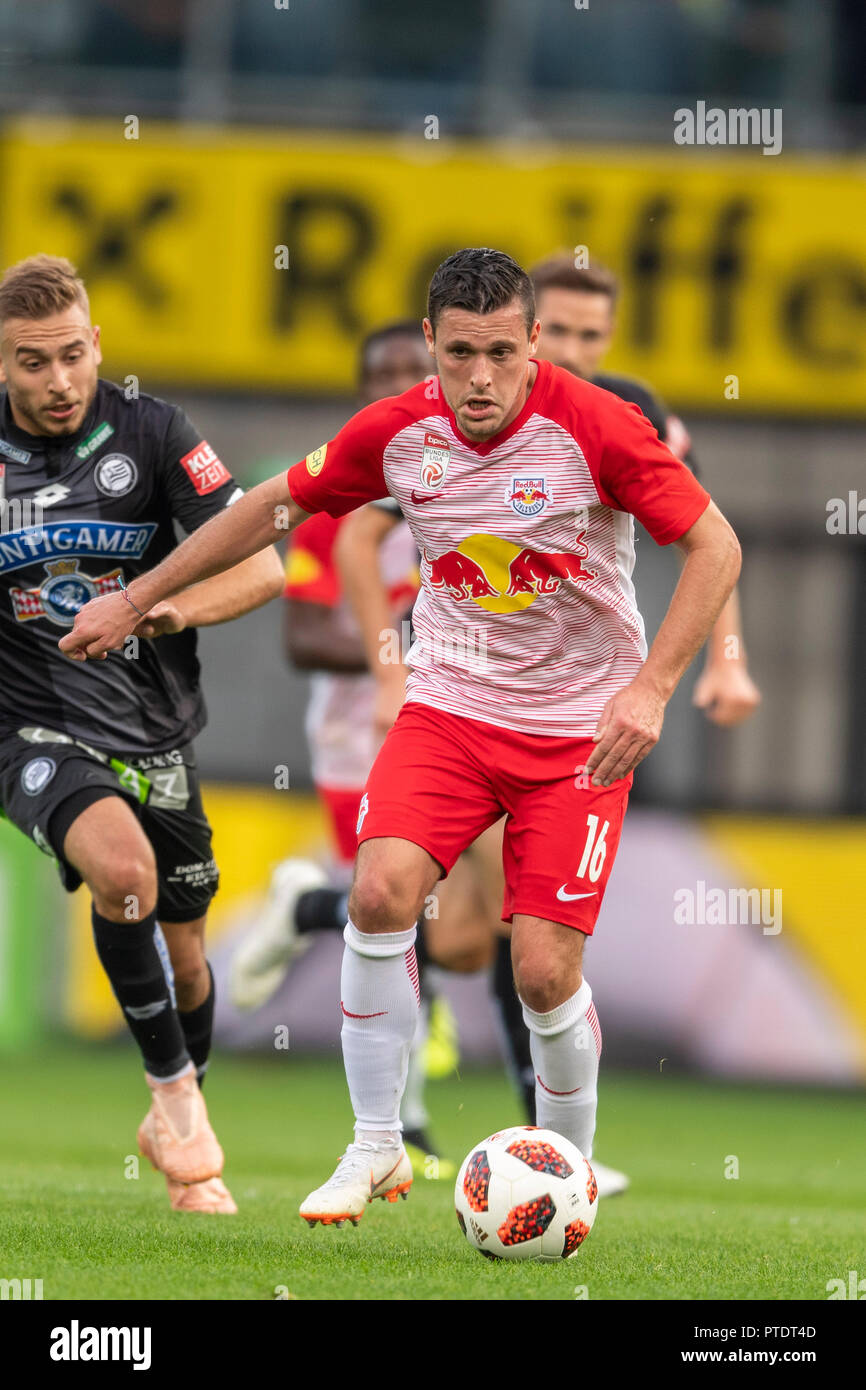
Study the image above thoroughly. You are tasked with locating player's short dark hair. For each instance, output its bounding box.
[530,253,619,306]
[427,248,535,336]
[359,319,426,375]
[0,254,90,326]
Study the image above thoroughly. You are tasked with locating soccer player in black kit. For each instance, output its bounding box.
[0,255,283,1213]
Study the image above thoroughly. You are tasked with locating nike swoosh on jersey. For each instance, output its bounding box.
[556,887,598,902]
[341,1002,388,1019]
[410,489,444,504]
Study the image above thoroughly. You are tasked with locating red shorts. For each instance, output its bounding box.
[358,702,631,934]
[315,783,363,865]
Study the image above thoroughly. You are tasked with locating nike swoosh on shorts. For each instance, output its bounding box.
[556,887,598,902]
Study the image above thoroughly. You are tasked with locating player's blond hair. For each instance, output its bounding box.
[0,254,90,325]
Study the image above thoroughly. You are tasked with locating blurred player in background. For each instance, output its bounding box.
[0,255,284,1214]
[229,322,493,1175]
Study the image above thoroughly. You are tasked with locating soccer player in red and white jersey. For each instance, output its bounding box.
[62,248,742,1230]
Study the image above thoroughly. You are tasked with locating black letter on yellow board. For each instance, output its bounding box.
[706,199,753,351]
[627,196,676,348]
[781,262,866,367]
[52,187,179,308]
[272,192,376,332]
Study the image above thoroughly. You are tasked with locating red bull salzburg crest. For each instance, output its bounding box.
[507,477,551,517]
[420,432,451,488]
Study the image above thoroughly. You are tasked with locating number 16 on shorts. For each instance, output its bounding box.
[557,815,609,903]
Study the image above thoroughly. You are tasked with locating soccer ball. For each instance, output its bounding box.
[454,1125,598,1262]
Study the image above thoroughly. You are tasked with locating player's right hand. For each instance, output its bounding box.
[58,591,139,662]
[587,674,666,785]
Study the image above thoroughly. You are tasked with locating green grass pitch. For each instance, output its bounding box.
[1,1043,864,1301]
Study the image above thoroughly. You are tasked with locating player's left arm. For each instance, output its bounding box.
[588,502,741,785]
[60,396,394,662]
[584,396,741,785]
[132,412,284,636]
[135,551,284,638]
[59,470,305,661]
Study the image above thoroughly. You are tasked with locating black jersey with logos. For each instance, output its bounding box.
[0,379,241,754]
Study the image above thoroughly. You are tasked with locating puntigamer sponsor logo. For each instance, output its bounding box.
[0,519,157,574]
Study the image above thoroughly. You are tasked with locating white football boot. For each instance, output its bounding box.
[229,859,326,1011]
[591,1160,630,1198]
[300,1138,413,1227]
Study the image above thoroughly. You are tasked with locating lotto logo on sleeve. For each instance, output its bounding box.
[179,441,231,495]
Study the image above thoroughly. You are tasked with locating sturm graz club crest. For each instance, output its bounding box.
[93,453,138,497]
[10,559,124,627]
[21,757,57,797]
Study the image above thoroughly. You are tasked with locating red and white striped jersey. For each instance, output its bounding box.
[287,359,709,736]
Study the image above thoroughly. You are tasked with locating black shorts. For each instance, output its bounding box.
[0,727,219,922]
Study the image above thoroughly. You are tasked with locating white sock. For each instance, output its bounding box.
[401,998,430,1133]
[341,918,420,1135]
[520,979,601,1158]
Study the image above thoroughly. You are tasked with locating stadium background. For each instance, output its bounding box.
[0,0,864,1091]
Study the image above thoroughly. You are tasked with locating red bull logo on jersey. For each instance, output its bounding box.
[426,549,498,602]
[420,431,451,489]
[506,532,596,595]
[507,476,551,518]
[423,531,597,615]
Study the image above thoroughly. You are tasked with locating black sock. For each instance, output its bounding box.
[491,934,536,1124]
[91,906,191,1080]
[295,887,349,935]
[179,962,215,1088]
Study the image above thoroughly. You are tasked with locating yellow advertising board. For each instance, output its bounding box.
[2,119,866,414]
